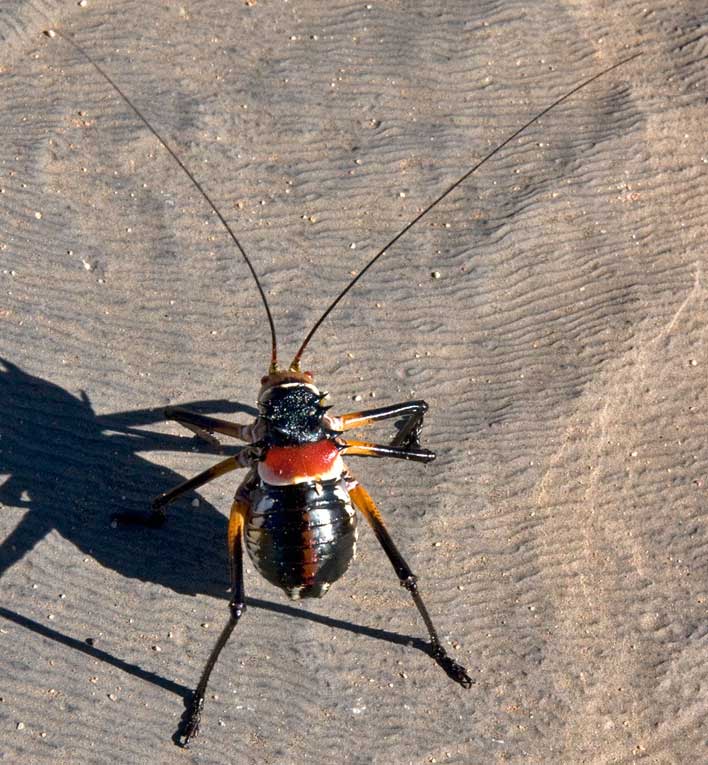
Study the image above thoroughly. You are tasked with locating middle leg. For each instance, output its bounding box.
[340,439,434,463]
[115,454,244,528]
[151,455,243,513]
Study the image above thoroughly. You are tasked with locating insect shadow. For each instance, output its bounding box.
[0,357,427,689]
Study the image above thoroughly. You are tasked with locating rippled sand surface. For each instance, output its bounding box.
[1,2,706,763]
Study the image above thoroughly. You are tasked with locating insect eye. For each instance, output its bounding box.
[261,375,268,384]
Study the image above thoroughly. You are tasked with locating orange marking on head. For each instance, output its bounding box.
[260,368,315,390]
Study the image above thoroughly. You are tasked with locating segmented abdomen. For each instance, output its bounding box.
[245,477,357,599]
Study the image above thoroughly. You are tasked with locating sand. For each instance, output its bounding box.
[1,1,707,763]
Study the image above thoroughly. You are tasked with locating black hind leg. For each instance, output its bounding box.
[176,493,250,746]
[349,479,472,688]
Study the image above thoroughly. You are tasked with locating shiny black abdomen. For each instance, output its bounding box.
[245,477,357,599]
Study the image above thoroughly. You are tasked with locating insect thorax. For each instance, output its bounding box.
[258,382,329,446]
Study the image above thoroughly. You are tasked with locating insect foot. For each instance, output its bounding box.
[397,574,472,687]
[176,695,204,748]
[432,645,474,689]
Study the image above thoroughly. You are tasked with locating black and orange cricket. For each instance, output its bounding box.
[52,29,639,747]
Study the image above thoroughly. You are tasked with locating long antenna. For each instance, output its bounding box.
[50,30,279,371]
[290,51,641,370]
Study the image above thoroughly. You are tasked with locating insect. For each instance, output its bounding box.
[51,29,639,747]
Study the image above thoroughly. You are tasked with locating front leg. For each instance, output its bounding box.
[165,406,254,448]
[348,477,472,688]
[328,400,429,450]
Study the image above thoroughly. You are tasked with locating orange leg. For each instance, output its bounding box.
[349,479,472,688]
[178,485,252,747]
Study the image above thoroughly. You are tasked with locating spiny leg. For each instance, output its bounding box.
[348,479,472,688]
[114,455,241,528]
[334,400,428,450]
[178,490,250,747]
[341,439,434,463]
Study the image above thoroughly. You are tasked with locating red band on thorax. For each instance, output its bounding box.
[262,439,340,483]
